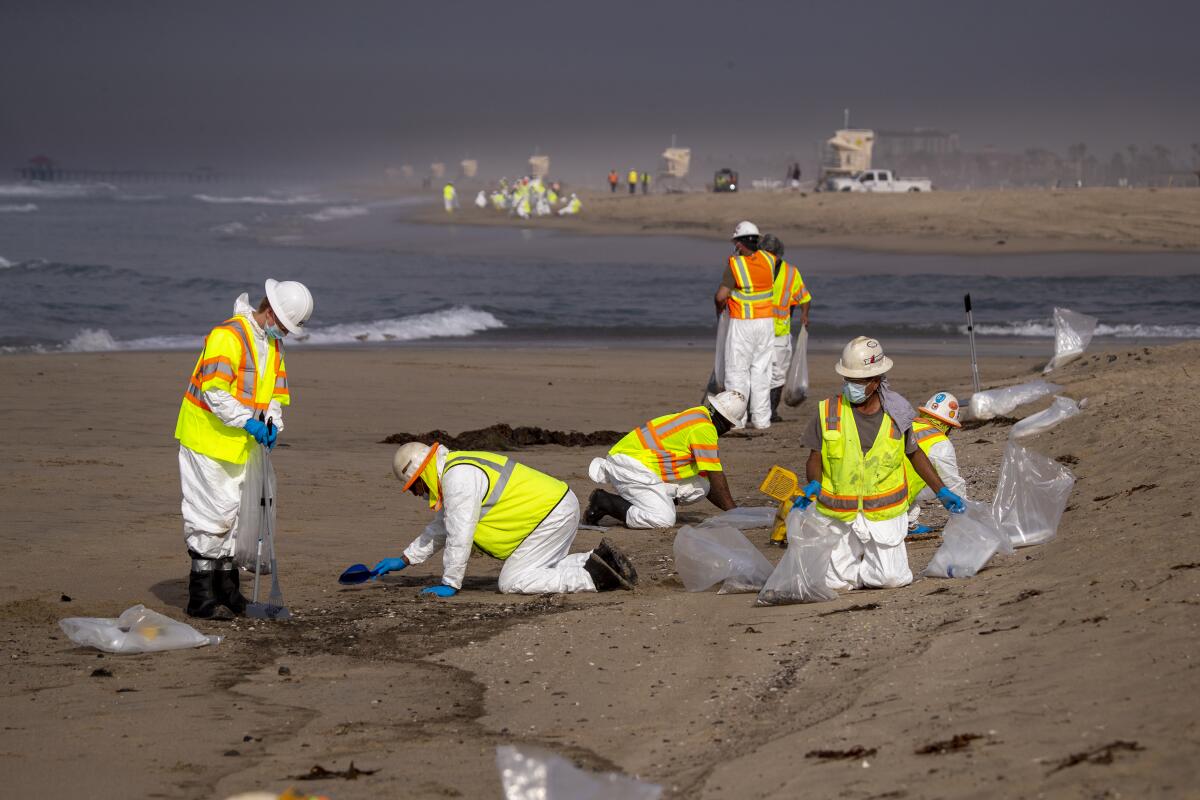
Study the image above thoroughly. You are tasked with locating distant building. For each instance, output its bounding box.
[875,129,960,161]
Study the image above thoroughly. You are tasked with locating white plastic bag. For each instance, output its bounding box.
[60,605,220,654]
[497,745,661,800]
[755,508,842,605]
[921,500,1009,579]
[968,379,1062,421]
[782,327,809,406]
[234,446,276,574]
[711,311,729,392]
[673,524,774,593]
[1010,395,1081,439]
[1043,307,1098,373]
[702,505,776,530]
[993,441,1075,548]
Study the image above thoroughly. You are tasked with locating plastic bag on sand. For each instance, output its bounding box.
[497,744,661,800]
[1043,307,1098,374]
[711,311,729,392]
[993,441,1075,548]
[673,524,774,593]
[1011,395,1081,439]
[756,508,842,605]
[60,605,220,654]
[703,505,776,530]
[922,500,1009,579]
[235,446,276,574]
[968,379,1061,421]
[783,327,809,406]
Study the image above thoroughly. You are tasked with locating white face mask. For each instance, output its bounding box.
[843,380,871,405]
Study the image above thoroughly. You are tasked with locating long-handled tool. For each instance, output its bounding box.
[246,417,290,620]
[964,293,981,394]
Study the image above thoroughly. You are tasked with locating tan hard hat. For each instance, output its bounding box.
[393,442,433,490]
[835,336,893,378]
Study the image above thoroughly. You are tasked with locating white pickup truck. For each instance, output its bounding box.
[825,169,933,193]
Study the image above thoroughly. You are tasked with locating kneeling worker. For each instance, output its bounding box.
[372,443,637,595]
[585,390,745,528]
[905,392,967,535]
[794,337,965,589]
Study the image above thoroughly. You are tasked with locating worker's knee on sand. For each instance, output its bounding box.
[673,477,709,505]
[625,501,676,529]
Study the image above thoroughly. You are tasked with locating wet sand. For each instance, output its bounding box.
[2,342,1198,798]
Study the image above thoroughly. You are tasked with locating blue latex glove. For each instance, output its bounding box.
[937,487,966,514]
[792,479,822,510]
[370,557,407,579]
[244,418,270,445]
[265,422,278,450]
[421,584,458,598]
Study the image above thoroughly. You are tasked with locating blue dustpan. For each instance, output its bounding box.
[338,563,376,585]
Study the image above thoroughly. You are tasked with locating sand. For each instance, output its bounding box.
[2,342,1198,798]
[412,187,1200,255]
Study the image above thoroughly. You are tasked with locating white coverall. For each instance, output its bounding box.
[770,332,793,390]
[588,454,709,529]
[474,190,487,209]
[723,316,775,428]
[825,512,913,590]
[179,294,284,559]
[557,197,582,216]
[403,450,597,593]
[907,436,967,527]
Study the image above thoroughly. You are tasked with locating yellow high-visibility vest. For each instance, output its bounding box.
[770,259,812,336]
[628,170,638,183]
[815,395,909,522]
[175,316,289,464]
[727,250,777,320]
[609,407,721,481]
[443,184,455,200]
[439,451,569,559]
[903,417,950,504]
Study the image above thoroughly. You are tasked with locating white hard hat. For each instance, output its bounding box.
[919,391,963,428]
[706,390,747,427]
[730,220,760,240]
[393,442,432,490]
[264,279,314,334]
[834,336,893,378]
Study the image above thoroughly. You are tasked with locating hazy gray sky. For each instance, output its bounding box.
[2,0,1197,177]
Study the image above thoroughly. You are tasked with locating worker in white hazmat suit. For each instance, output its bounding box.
[371,443,638,595]
[474,190,487,208]
[758,234,812,422]
[174,279,314,618]
[793,337,966,590]
[904,391,967,534]
[557,193,582,216]
[585,390,745,528]
[714,221,777,428]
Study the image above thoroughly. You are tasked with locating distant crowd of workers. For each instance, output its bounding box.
[441,177,581,219]
[609,168,651,194]
[173,222,968,618]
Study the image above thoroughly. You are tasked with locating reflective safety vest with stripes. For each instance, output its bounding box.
[902,417,950,505]
[609,406,722,482]
[441,451,569,559]
[815,395,909,522]
[727,250,777,320]
[771,259,812,337]
[175,315,289,464]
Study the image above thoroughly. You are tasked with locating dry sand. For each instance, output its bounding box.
[2,342,1198,798]
[413,187,1200,255]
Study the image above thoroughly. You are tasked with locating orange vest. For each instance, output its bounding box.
[727,250,777,320]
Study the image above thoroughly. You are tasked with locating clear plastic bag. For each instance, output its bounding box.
[702,505,776,530]
[496,745,662,800]
[755,508,842,605]
[672,524,774,593]
[993,441,1075,548]
[1010,395,1081,439]
[59,605,221,654]
[968,379,1062,421]
[711,311,729,392]
[234,446,276,574]
[921,500,1008,579]
[782,327,809,406]
[1043,307,1098,373]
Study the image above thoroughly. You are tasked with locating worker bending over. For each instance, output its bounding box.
[794,337,965,589]
[715,221,777,428]
[373,444,637,595]
[174,279,314,618]
[585,390,745,528]
[905,392,967,535]
[758,233,812,422]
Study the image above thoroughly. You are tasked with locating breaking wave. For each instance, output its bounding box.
[305,205,369,222]
[0,203,37,213]
[193,192,326,205]
[0,255,12,268]
[967,320,1200,338]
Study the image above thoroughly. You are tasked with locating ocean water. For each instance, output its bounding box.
[1,181,1197,354]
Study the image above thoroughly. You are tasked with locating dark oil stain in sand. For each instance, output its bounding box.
[381,423,623,449]
[915,733,984,755]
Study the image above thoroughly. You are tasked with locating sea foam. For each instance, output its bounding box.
[193,192,326,205]
[967,320,1200,339]
[0,203,37,213]
[305,205,370,222]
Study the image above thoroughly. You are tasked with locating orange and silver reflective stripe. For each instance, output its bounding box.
[824,398,842,433]
[862,483,909,512]
[817,489,859,511]
[635,421,680,481]
[446,454,516,519]
[272,343,289,397]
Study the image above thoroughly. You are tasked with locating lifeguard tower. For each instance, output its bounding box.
[528,154,550,179]
[818,129,874,189]
[659,145,692,193]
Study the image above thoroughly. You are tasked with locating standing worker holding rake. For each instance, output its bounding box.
[174,279,314,619]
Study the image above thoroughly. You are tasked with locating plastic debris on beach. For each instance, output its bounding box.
[1010,395,1082,439]
[496,745,662,800]
[756,507,842,605]
[704,505,776,530]
[1043,307,1099,373]
[235,446,276,574]
[922,500,1011,579]
[673,523,774,594]
[993,441,1076,548]
[60,605,220,654]
[380,423,622,449]
[783,327,810,406]
[967,379,1062,421]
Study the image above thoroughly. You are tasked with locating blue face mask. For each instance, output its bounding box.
[842,380,871,405]
[264,323,285,340]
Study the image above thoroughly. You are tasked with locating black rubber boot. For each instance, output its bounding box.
[584,490,633,526]
[583,551,633,591]
[769,386,784,423]
[186,556,233,620]
[593,538,638,586]
[215,557,247,616]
